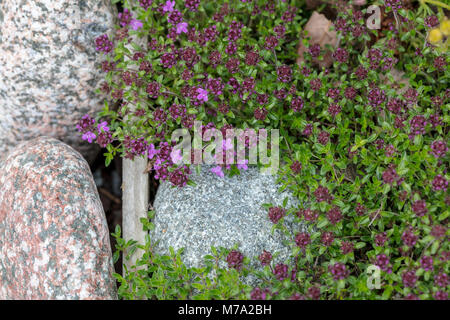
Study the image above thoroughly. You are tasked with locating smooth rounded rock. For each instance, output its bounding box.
[0,137,117,300]
[0,0,117,162]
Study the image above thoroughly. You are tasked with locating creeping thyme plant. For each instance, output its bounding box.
[79,0,449,300]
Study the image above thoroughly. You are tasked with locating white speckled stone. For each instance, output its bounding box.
[152,166,305,275]
[0,0,117,162]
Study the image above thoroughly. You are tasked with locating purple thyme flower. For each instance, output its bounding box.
[402,270,418,288]
[420,256,433,271]
[268,207,285,224]
[295,232,311,248]
[130,19,143,30]
[402,227,418,247]
[273,263,289,281]
[259,250,272,266]
[432,174,448,192]
[95,34,113,53]
[430,140,448,158]
[277,65,292,83]
[412,200,427,217]
[176,22,188,34]
[227,250,244,270]
[82,131,96,143]
[196,88,208,102]
[163,0,175,12]
[329,263,349,280]
[211,165,224,178]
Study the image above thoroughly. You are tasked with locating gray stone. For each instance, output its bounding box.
[0,136,117,299]
[152,165,305,274]
[0,0,117,163]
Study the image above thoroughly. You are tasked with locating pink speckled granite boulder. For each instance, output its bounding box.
[0,137,117,300]
[0,0,117,163]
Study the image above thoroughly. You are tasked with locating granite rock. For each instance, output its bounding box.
[152,165,305,273]
[0,137,117,300]
[0,0,117,163]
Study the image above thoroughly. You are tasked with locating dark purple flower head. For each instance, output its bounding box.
[430,140,447,158]
[354,66,368,80]
[432,174,448,192]
[434,56,446,72]
[424,15,439,28]
[265,35,278,50]
[375,232,388,246]
[226,250,244,270]
[434,272,449,287]
[118,8,132,27]
[76,114,95,133]
[225,58,240,74]
[317,131,330,145]
[277,65,292,83]
[420,256,433,271]
[254,107,268,121]
[327,88,341,102]
[309,44,321,58]
[245,50,260,66]
[169,168,189,187]
[162,52,177,68]
[169,104,186,120]
[404,293,419,300]
[208,50,222,68]
[308,287,321,300]
[332,47,349,63]
[368,87,386,108]
[328,104,342,118]
[402,270,418,288]
[434,291,448,300]
[290,160,302,174]
[385,144,396,157]
[168,9,183,24]
[95,34,113,53]
[153,108,167,125]
[185,0,200,11]
[250,287,270,300]
[329,263,349,280]
[355,203,366,216]
[412,200,427,217]
[281,6,296,22]
[295,232,311,248]
[344,87,357,100]
[431,225,447,239]
[228,20,243,41]
[273,263,289,281]
[310,78,322,91]
[404,88,418,104]
[274,25,285,38]
[402,227,418,247]
[375,254,391,273]
[146,81,161,99]
[139,0,153,10]
[314,186,332,202]
[291,96,304,112]
[303,123,313,137]
[268,207,286,224]
[321,231,335,247]
[341,241,354,255]
[382,165,399,184]
[409,115,427,135]
[259,250,272,266]
[334,17,348,32]
[327,207,343,225]
[387,98,405,115]
[367,48,383,68]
